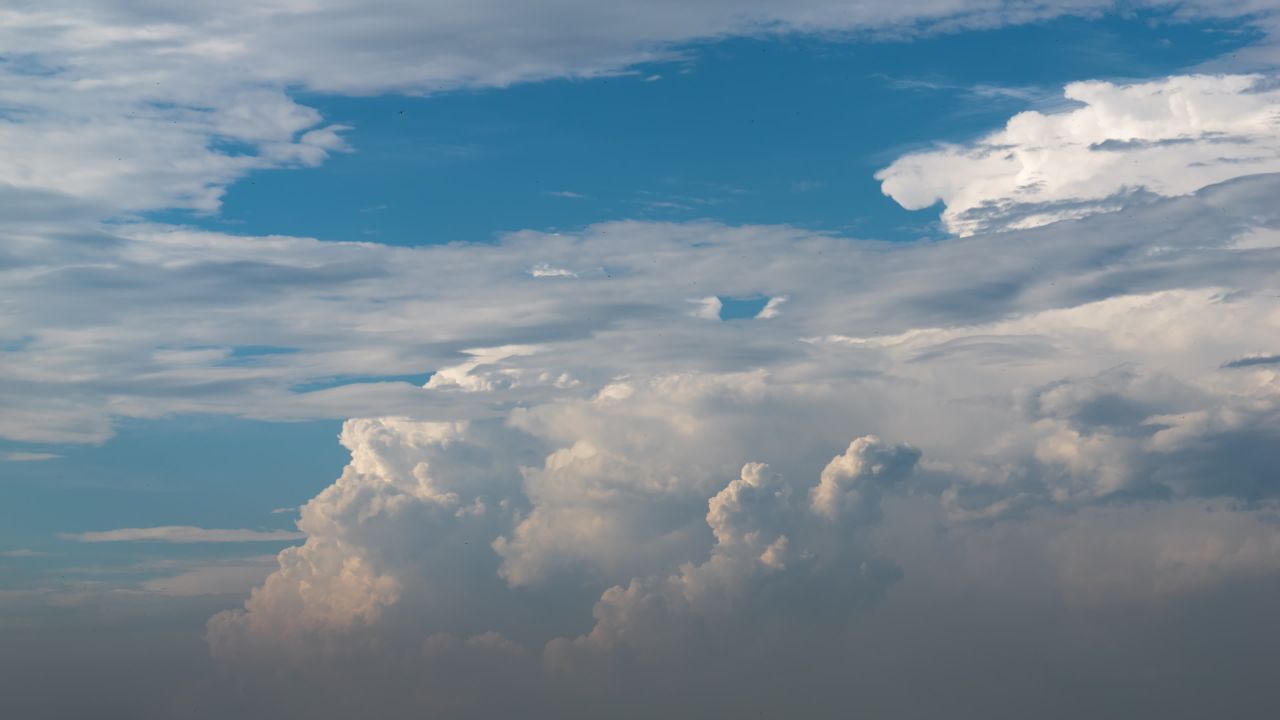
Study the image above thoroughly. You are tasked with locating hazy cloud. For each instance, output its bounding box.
[1,452,60,462]
[64,527,306,543]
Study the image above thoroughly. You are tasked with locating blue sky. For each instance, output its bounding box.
[160,13,1253,245]
[3,2,1280,717]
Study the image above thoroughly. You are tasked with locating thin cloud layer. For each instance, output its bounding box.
[63,527,305,543]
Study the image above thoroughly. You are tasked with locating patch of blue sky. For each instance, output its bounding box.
[718,296,771,320]
[216,345,300,366]
[290,373,433,393]
[146,11,1257,246]
[0,417,345,581]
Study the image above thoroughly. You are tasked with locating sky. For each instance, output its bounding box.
[2,1,1280,718]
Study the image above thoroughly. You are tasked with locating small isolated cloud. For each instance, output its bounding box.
[546,191,586,199]
[642,74,663,82]
[270,506,298,515]
[3,452,60,462]
[530,263,578,278]
[0,549,48,558]
[62,526,305,543]
[881,75,1045,103]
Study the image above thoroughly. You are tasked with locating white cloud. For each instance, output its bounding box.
[0,0,1152,221]
[878,74,1280,234]
[755,294,787,319]
[63,526,305,543]
[207,417,518,649]
[530,264,578,278]
[2,452,60,462]
[0,549,48,558]
[424,345,545,392]
[689,295,723,319]
[810,436,920,521]
[9,157,1280,449]
[1,2,1272,223]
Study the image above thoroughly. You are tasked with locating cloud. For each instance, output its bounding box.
[141,557,280,597]
[8,163,1280,448]
[423,345,546,392]
[63,527,305,543]
[1223,354,1280,368]
[1,2,1274,223]
[0,549,48,558]
[755,294,788,319]
[2,452,60,462]
[181,162,1280,708]
[688,295,723,319]
[0,0,1152,221]
[878,74,1280,234]
[529,264,578,278]
[2,7,1280,707]
[810,436,920,521]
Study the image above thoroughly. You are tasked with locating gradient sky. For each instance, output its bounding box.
[2,2,1280,718]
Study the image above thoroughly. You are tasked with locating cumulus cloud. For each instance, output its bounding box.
[810,436,921,520]
[878,74,1280,234]
[207,417,534,653]
[548,439,919,663]
[181,162,1280,715]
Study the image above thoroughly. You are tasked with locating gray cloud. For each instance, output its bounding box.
[1223,353,1280,368]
